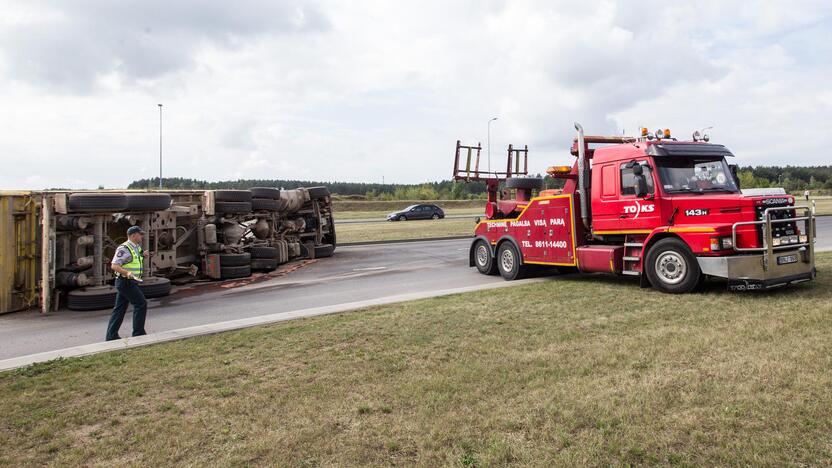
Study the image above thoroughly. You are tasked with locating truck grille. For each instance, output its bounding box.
[755,202,796,244]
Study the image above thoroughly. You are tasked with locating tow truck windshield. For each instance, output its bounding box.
[655,156,739,194]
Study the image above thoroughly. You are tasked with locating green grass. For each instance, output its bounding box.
[332,199,484,213]
[2,255,831,466]
[808,196,831,216]
[337,218,475,243]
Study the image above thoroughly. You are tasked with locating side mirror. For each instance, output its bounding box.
[729,164,740,188]
[632,164,644,176]
[634,175,648,197]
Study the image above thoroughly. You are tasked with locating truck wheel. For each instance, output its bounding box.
[307,186,330,199]
[251,198,279,211]
[314,244,335,258]
[138,277,172,298]
[250,246,278,259]
[219,253,251,267]
[249,187,280,199]
[645,238,702,294]
[68,193,128,212]
[497,242,527,281]
[473,240,497,275]
[214,201,252,214]
[221,265,251,279]
[67,286,118,311]
[250,258,278,271]
[214,190,252,202]
[125,193,171,211]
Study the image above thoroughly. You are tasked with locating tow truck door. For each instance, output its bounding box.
[607,160,661,232]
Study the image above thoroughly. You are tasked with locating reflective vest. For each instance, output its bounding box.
[120,241,144,279]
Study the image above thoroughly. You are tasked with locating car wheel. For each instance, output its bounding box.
[125,193,171,211]
[219,253,251,267]
[138,277,172,298]
[67,286,118,311]
[399,215,407,221]
[220,265,252,279]
[473,239,497,275]
[432,213,440,220]
[68,193,128,213]
[214,201,252,214]
[645,238,702,294]
[497,241,527,281]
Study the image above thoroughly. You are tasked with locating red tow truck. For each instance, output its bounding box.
[453,124,816,293]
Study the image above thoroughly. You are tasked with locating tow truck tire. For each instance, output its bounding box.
[214,201,252,214]
[497,242,527,281]
[138,277,172,298]
[214,190,252,202]
[219,253,251,267]
[125,193,172,211]
[645,238,702,294]
[249,187,280,199]
[67,286,117,311]
[505,177,544,190]
[68,193,128,213]
[221,265,251,279]
[473,239,498,275]
[251,198,279,211]
[307,186,330,199]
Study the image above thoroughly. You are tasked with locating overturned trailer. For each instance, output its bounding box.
[0,186,336,314]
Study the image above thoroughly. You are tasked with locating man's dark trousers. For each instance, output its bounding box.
[106,277,147,341]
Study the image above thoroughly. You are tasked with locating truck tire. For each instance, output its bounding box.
[138,277,172,298]
[125,193,171,211]
[497,241,527,281]
[473,239,498,275]
[251,198,279,211]
[214,190,252,202]
[68,193,128,212]
[314,244,335,258]
[505,177,544,190]
[644,238,702,294]
[67,286,117,311]
[249,187,280,199]
[221,265,251,279]
[219,252,251,267]
[250,246,278,259]
[307,186,330,199]
[250,258,278,271]
[214,201,252,214]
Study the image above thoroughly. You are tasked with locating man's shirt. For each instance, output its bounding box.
[111,241,142,266]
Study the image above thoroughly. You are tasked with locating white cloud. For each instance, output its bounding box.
[0,0,829,189]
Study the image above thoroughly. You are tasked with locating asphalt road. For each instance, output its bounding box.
[1,217,829,361]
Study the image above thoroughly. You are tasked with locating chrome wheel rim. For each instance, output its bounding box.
[500,248,515,273]
[655,251,686,284]
[475,244,489,267]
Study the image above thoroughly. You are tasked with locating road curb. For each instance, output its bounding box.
[0,277,548,372]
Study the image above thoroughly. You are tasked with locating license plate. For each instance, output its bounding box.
[777,254,798,265]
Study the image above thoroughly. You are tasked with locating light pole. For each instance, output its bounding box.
[158,103,163,189]
[487,117,498,174]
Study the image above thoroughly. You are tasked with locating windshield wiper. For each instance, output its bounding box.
[668,188,705,195]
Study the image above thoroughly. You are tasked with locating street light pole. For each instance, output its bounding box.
[487,117,498,174]
[158,103,163,189]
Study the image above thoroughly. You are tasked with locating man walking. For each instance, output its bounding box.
[804,189,810,201]
[107,226,151,340]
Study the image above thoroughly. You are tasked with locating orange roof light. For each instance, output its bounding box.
[640,127,648,137]
[664,128,671,138]
[546,165,572,175]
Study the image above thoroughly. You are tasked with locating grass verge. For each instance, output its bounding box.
[335,207,483,221]
[1,254,830,465]
[336,218,475,243]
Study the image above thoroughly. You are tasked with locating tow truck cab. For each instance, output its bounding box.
[462,124,816,293]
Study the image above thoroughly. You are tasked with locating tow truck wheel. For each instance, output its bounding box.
[645,238,702,294]
[497,242,527,281]
[473,240,497,275]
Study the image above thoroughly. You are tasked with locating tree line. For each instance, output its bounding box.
[129,166,832,200]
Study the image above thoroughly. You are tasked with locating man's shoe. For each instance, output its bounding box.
[132,331,147,337]
[106,335,121,341]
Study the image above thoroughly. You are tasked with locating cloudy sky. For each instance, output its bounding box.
[0,1,830,189]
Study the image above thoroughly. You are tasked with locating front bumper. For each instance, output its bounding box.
[697,247,816,290]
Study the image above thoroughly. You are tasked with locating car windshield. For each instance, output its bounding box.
[655,156,739,193]
[404,205,419,211]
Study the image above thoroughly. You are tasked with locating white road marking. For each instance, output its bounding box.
[352,267,387,271]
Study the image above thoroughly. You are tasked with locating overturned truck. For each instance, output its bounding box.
[0,186,336,314]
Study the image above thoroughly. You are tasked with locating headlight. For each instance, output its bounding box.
[799,234,808,243]
[710,237,734,250]
[721,237,733,249]
[773,238,781,246]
